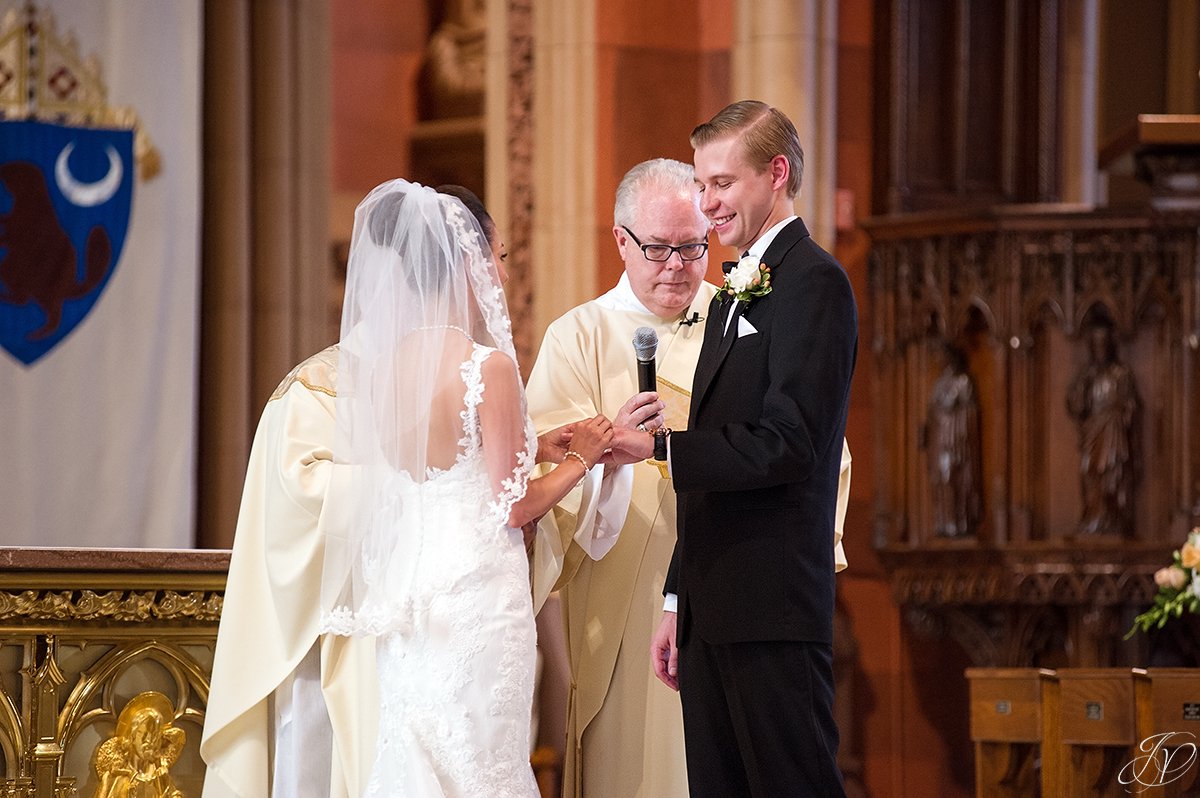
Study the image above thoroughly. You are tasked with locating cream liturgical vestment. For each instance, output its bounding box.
[528,273,852,798]
[201,347,378,798]
[528,276,711,798]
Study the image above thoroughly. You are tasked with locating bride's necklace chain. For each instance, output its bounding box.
[415,324,471,338]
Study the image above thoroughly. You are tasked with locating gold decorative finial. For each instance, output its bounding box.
[92,691,184,798]
[0,1,160,180]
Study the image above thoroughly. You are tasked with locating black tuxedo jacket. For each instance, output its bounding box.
[666,217,857,646]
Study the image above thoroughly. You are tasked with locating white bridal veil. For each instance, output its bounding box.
[319,179,534,636]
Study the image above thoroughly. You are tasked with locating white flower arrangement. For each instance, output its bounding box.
[1126,527,1200,637]
[722,255,772,302]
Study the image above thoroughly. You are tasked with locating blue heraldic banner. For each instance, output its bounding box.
[0,0,201,552]
[0,120,134,365]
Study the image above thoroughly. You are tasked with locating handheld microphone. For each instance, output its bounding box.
[633,327,670,462]
[632,327,659,394]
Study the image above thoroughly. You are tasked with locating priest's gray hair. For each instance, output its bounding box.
[613,158,701,229]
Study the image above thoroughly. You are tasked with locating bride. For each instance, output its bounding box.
[319,179,611,796]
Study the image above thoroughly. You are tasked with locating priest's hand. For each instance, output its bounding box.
[536,424,574,463]
[614,390,665,433]
[522,520,539,555]
[599,426,655,465]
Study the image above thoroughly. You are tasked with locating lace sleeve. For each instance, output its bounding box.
[473,348,537,530]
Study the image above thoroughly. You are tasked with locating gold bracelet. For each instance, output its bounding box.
[563,449,590,471]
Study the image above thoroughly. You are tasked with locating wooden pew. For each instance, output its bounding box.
[966,668,1059,797]
[1130,668,1200,796]
[1053,669,1140,796]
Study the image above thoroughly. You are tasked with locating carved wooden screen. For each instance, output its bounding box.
[874,0,1062,213]
[866,206,1200,667]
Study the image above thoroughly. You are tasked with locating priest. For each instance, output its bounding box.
[200,347,378,798]
[527,158,852,797]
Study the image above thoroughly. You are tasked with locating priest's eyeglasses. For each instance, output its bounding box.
[621,226,708,262]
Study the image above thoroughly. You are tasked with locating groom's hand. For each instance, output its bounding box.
[599,427,655,465]
[650,611,679,691]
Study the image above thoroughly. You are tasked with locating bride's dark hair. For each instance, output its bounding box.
[366,183,492,250]
[364,184,493,293]
[435,184,495,247]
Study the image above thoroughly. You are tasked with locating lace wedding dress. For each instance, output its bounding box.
[326,346,539,797]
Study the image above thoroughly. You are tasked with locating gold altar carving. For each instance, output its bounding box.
[93,692,184,798]
[0,590,221,623]
[0,548,226,798]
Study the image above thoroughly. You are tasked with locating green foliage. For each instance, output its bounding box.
[1125,545,1200,639]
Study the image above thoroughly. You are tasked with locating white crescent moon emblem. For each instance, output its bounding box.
[55,142,123,207]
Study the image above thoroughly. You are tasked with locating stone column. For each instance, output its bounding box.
[1061,0,1098,206]
[732,0,838,249]
[531,0,597,339]
[487,0,539,370]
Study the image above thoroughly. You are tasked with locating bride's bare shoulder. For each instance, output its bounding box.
[477,348,520,398]
[478,347,517,375]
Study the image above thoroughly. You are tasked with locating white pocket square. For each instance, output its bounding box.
[736,316,758,338]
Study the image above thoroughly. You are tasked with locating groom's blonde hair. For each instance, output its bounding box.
[691,100,804,199]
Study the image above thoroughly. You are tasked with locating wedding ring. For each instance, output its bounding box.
[636,423,647,432]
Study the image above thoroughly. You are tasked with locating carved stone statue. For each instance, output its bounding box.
[93,692,184,798]
[926,345,982,539]
[421,0,487,118]
[1066,322,1139,537]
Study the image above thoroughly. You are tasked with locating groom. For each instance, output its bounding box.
[638,100,858,797]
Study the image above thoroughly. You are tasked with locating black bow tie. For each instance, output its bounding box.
[722,251,754,274]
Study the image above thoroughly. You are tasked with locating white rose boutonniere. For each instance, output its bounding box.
[723,255,772,302]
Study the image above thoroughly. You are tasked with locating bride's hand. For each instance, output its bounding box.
[564,414,614,469]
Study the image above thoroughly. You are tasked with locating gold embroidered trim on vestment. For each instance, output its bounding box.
[297,377,335,398]
[656,375,690,398]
